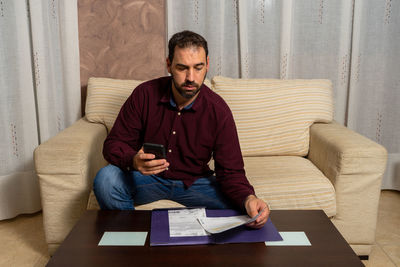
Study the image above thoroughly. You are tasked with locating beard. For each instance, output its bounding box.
[172,73,207,100]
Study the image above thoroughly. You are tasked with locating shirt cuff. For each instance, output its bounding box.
[122,150,136,171]
[235,191,255,210]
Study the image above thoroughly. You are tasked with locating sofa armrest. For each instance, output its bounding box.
[34,118,108,254]
[308,122,387,246]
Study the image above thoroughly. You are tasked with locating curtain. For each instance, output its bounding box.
[0,0,81,220]
[167,0,400,190]
[347,0,400,190]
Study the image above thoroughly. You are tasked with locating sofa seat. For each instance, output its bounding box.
[244,156,336,217]
[87,156,336,218]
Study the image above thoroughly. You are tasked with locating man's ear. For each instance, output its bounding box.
[206,56,210,72]
[166,58,172,74]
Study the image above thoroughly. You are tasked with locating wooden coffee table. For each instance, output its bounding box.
[47,210,363,266]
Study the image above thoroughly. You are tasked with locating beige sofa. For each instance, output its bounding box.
[34,76,387,256]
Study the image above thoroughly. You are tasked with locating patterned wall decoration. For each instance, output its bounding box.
[78,0,166,114]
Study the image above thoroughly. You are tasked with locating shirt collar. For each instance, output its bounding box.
[169,96,195,110]
[160,77,204,111]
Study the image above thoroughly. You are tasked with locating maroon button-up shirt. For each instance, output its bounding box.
[103,76,255,207]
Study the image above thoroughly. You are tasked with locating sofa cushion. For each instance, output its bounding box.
[85,77,212,132]
[244,156,336,217]
[212,76,333,156]
[85,77,144,132]
[87,190,184,210]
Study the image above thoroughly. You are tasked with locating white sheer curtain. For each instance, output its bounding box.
[347,0,400,190]
[167,0,400,190]
[0,0,81,220]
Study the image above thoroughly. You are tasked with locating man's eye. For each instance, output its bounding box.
[195,67,203,71]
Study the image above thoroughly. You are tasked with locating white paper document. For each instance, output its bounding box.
[168,208,209,237]
[168,207,265,237]
[197,207,265,234]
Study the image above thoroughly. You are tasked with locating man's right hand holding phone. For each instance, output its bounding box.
[133,147,169,175]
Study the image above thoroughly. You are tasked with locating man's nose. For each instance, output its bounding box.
[186,68,194,82]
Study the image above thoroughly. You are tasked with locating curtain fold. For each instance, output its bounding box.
[0,0,81,220]
[29,0,81,143]
[167,0,400,190]
[0,0,41,220]
[347,0,400,190]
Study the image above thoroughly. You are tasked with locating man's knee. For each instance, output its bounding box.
[93,165,125,194]
[93,165,135,210]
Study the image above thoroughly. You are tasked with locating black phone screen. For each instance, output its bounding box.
[143,143,166,159]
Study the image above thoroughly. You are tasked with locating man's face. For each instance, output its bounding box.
[167,46,209,100]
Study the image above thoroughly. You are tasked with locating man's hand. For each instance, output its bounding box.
[244,195,270,229]
[133,147,169,175]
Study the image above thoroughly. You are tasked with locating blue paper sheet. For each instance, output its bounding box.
[265,231,311,246]
[98,231,148,246]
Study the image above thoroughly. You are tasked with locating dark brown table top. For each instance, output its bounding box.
[47,210,363,267]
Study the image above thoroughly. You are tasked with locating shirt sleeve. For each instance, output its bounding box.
[213,109,255,209]
[103,88,144,171]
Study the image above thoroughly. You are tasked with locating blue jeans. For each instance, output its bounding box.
[93,164,233,210]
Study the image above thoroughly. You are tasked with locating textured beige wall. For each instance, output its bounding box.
[78,0,166,114]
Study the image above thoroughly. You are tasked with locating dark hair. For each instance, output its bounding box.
[168,30,208,63]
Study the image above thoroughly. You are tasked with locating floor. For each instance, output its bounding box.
[0,190,399,266]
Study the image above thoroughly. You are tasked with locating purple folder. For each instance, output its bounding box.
[150,208,282,246]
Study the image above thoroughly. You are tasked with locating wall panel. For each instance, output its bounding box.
[78,0,166,114]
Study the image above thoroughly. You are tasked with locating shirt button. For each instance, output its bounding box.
[168,149,172,153]
[178,112,181,116]
[166,167,169,171]
[172,131,176,135]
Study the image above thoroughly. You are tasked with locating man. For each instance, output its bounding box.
[94,30,269,228]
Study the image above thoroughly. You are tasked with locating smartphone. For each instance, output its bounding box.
[143,143,166,159]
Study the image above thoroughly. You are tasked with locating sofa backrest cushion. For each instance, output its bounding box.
[85,77,144,132]
[85,77,212,132]
[212,76,333,156]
